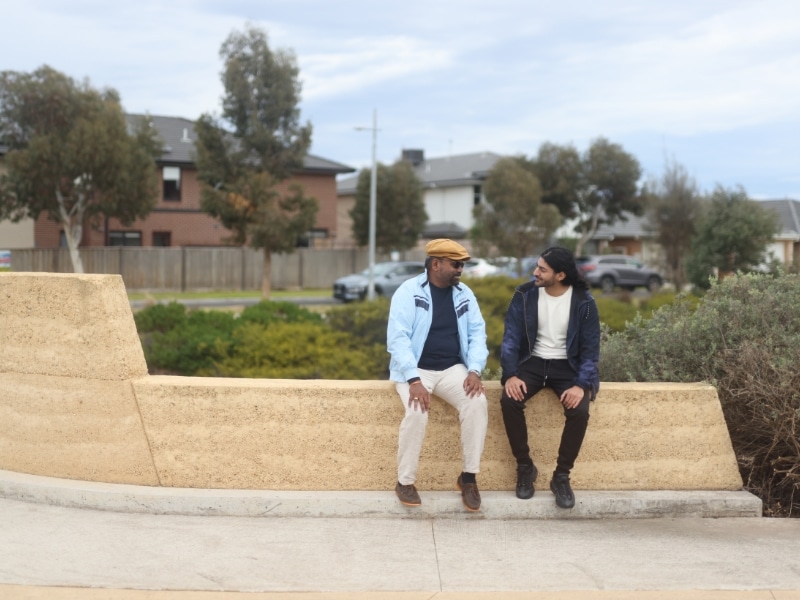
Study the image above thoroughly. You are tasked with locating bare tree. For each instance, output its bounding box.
[643,160,701,291]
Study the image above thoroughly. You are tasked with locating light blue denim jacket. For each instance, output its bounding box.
[387,271,489,383]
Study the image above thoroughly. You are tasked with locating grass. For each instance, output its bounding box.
[127,288,330,301]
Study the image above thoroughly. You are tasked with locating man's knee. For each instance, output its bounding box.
[565,401,590,423]
[500,394,523,414]
[401,405,429,430]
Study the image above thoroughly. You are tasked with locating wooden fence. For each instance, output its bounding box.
[9,247,424,292]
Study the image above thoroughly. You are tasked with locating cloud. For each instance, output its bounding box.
[299,36,454,101]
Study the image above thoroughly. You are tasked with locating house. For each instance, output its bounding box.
[589,198,800,268]
[759,199,800,265]
[590,213,662,265]
[335,149,504,248]
[0,142,35,249]
[4,115,355,249]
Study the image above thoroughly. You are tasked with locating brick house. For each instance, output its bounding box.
[9,115,355,249]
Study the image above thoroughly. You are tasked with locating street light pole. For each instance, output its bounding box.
[357,109,378,300]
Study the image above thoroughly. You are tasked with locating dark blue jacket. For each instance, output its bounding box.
[500,281,600,399]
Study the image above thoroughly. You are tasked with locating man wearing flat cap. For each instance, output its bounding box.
[387,238,489,511]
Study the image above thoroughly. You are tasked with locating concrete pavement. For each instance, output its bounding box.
[1,471,800,598]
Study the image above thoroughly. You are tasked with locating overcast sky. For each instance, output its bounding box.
[3,0,799,199]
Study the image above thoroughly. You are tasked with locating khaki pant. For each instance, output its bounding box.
[395,363,488,485]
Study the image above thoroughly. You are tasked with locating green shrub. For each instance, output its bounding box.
[325,297,391,348]
[144,309,237,375]
[469,275,525,376]
[134,302,188,333]
[213,321,387,379]
[600,273,800,517]
[239,300,322,326]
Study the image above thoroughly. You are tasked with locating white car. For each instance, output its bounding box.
[461,258,501,278]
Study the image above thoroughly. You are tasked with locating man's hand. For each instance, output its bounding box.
[408,380,431,413]
[560,385,585,409]
[463,371,485,398]
[504,375,527,402]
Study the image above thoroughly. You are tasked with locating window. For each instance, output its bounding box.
[152,231,172,247]
[162,166,181,201]
[109,231,142,247]
[298,228,328,248]
[473,185,482,207]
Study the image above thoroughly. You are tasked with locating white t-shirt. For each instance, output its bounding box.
[532,286,573,359]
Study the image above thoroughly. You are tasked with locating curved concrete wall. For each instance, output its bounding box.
[0,273,744,492]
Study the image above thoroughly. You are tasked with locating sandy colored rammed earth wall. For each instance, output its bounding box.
[0,272,744,491]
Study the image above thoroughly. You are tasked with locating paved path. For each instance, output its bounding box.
[2,496,799,598]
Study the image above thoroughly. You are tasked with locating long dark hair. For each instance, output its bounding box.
[539,246,588,291]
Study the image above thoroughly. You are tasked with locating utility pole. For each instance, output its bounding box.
[356,109,378,300]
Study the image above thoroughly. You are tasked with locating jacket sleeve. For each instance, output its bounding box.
[500,292,524,385]
[386,284,420,382]
[465,292,489,374]
[574,295,601,397]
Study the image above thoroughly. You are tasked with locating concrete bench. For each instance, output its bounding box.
[0,273,744,494]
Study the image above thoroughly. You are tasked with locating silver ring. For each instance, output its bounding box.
[413,397,419,400]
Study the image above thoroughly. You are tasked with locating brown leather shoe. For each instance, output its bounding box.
[395,482,421,506]
[456,474,481,512]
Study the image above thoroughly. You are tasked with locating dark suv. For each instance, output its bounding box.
[577,254,663,293]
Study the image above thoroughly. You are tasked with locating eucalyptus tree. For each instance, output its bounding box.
[194,25,315,297]
[472,157,561,275]
[0,65,161,272]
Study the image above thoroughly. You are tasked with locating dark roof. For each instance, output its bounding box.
[423,221,468,239]
[337,150,504,195]
[592,213,653,240]
[759,199,800,238]
[125,114,355,175]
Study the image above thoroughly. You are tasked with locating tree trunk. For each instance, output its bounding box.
[574,205,603,257]
[56,190,85,274]
[261,247,272,298]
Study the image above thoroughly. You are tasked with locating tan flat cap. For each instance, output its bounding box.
[425,238,471,261]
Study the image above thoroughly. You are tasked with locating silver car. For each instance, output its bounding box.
[577,255,663,293]
[332,261,425,301]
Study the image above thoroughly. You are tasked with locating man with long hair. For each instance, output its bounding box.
[499,246,600,508]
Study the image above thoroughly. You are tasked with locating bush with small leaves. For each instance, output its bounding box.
[213,321,387,380]
[601,272,800,516]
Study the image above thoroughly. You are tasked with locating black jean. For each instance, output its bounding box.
[500,356,591,476]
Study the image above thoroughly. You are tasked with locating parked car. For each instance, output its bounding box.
[461,258,501,278]
[332,261,425,301]
[577,255,663,293]
[487,256,539,278]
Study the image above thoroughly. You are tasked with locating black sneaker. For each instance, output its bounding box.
[550,473,575,509]
[515,463,538,500]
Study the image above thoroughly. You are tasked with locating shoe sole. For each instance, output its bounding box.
[396,493,421,507]
[398,499,421,507]
[516,488,534,500]
[456,480,481,512]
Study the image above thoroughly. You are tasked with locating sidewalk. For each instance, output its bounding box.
[1,472,800,598]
